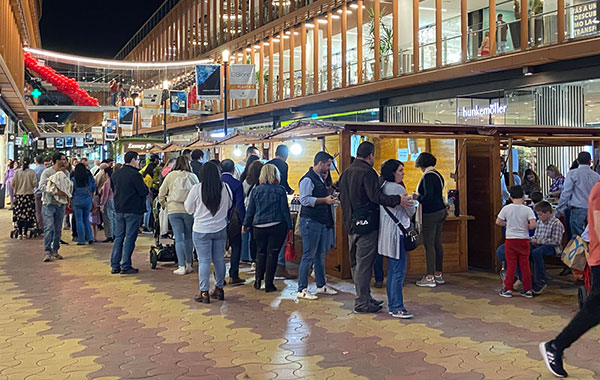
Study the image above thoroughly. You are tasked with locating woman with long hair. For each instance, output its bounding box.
[185,162,232,303]
[99,167,115,242]
[3,159,18,207]
[241,160,265,266]
[239,154,260,184]
[243,164,293,293]
[11,158,38,239]
[521,168,541,196]
[546,164,565,198]
[159,156,199,275]
[71,163,96,245]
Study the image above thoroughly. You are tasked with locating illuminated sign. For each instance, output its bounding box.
[461,103,507,118]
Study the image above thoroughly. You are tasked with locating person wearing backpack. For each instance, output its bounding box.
[158,156,199,275]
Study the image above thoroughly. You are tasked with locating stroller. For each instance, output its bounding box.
[573,265,592,309]
[149,199,177,269]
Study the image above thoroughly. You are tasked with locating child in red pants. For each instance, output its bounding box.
[496,185,537,298]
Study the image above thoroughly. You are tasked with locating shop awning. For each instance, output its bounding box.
[0,54,38,134]
[154,142,188,153]
[215,130,266,146]
[268,120,344,141]
[186,136,218,149]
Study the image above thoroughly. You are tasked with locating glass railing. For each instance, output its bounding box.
[467,26,490,60]
[419,42,436,70]
[380,54,394,79]
[528,10,558,47]
[565,0,600,40]
[441,35,462,66]
[497,19,522,54]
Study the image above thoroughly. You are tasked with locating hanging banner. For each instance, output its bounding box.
[195,65,221,100]
[141,107,159,116]
[118,106,135,129]
[140,108,154,128]
[229,64,257,100]
[170,91,188,117]
[55,137,64,149]
[105,119,117,141]
[37,139,45,150]
[142,89,161,108]
[85,132,94,143]
[46,137,54,149]
[65,137,74,148]
[91,126,103,139]
[75,137,84,147]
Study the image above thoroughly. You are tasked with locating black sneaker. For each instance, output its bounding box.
[370,298,384,306]
[120,267,139,274]
[520,290,534,299]
[354,304,382,314]
[374,281,384,288]
[111,268,121,274]
[539,341,568,378]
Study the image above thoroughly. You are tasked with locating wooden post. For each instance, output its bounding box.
[436,0,442,66]
[301,23,307,96]
[213,0,217,47]
[357,0,363,83]
[507,138,513,186]
[392,0,399,76]
[268,36,274,102]
[279,31,284,100]
[374,0,381,80]
[235,0,239,38]
[259,42,265,104]
[425,138,432,153]
[250,0,255,31]
[412,0,419,71]
[250,45,256,106]
[461,0,467,62]
[313,21,319,93]
[558,0,565,42]
[242,0,247,35]
[520,0,528,50]
[200,0,205,53]
[338,130,352,279]
[489,0,496,56]
[341,3,348,86]
[327,12,333,91]
[290,28,295,99]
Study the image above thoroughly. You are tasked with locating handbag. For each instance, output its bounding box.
[382,206,420,252]
[225,186,242,239]
[561,235,588,271]
[284,230,297,261]
[350,207,379,235]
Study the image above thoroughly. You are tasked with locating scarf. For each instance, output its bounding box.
[416,166,443,195]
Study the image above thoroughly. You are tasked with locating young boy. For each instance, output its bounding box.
[496,185,537,298]
[530,201,565,295]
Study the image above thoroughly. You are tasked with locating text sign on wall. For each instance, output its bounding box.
[461,103,507,118]
[573,2,598,37]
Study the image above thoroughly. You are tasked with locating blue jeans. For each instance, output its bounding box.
[241,230,252,262]
[374,255,384,283]
[168,213,194,267]
[104,199,116,239]
[42,203,65,254]
[193,228,227,291]
[143,197,152,229]
[570,207,587,238]
[298,217,330,292]
[110,213,142,270]
[73,202,93,244]
[386,244,407,313]
[531,244,556,291]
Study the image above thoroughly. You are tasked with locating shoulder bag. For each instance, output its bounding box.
[225,185,242,239]
[382,206,420,252]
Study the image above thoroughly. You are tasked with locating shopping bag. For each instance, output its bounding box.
[159,205,169,236]
[284,231,297,261]
[561,235,588,271]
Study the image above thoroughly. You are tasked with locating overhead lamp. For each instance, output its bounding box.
[162,80,170,89]
[305,22,315,28]
[290,142,302,156]
[337,9,343,13]
[254,44,261,49]
[293,31,299,35]
[263,41,270,46]
[246,47,252,52]
[233,146,242,157]
[222,49,230,62]
[350,3,359,9]
[283,35,290,39]
[332,14,340,19]
[273,38,280,42]
[134,97,141,107]
[523,66,534,76]
[285,30,291,35]
[317,19,328,24]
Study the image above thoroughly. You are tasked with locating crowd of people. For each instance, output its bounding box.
[7,141,600,377]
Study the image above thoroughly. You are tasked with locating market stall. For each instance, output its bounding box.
[211,130,267,161]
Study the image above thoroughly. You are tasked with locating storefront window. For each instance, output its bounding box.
[419,0,437,69]
[264,45,270,101]
[332,12,343,88]
[442,0,462,65]
[306,22,315,95]
[467,0,489,60]
[292,29,302,97]
[347,5,359,84]
[565,0,598,40]
[397,0,414,74]
[273,42,280,101]
[362,1,376,81]
[318,23,327,91]
[380,1,394,78]
[528,0,558,46]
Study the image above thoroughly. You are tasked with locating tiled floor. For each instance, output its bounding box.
[0,209,599,379]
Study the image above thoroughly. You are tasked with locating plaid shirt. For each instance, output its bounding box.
[532,216,565,254]
[549,175,565,193]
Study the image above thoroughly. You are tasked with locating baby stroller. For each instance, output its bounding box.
[573,264,592,309]
[149,199,177,269]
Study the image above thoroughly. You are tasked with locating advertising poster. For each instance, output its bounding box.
[229,64,257,100]
[195,65,221,100]
[105,119,117,141]
[142,89,162,108]
[75,137,84,147]
[170,91,188,117]
[118,106,135,129]
[65,137,74,148]
[140,108,155,128]
[55,137,64,149]
[46,137,54,149]
[573,2,598,37]
[85,132,94,143]
[37,139,44,150]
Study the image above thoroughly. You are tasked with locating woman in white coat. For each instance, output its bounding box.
[378,159,417,319]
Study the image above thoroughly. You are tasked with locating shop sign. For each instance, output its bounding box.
[91,126,103,139]
[170,91,188,117]
[573,2,598,37]
[195,65,221,100]
[125,142,155,152]
[142,89,161,108]
[65,137,73,148]
[105,120,117,141]
[118,106,135,129]
[461,102,507,118]
[229,64,257,100]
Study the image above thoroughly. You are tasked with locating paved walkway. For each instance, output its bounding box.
[0,209,598,379]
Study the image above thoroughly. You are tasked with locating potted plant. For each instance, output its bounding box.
[366,7,394,77]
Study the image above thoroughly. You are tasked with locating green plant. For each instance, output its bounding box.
[366,7,394,58]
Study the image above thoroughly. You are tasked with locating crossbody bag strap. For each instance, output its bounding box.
[383,205,409,235]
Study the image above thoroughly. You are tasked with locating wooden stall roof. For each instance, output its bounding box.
[268,120,345,141]
[186,136,218,148]
[215,130,266,146]
[153,142,188,153]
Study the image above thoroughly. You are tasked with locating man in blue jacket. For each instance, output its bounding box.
[110,151,149,274]
[221,159,245,285]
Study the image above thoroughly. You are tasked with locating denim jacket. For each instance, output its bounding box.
[71,175,96,208]
[243,183,292,230]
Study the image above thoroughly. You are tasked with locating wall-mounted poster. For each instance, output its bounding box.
[46,137,54,148]
[170,91,188,117]
[55,137,64,148]
[65,137,74,148]
[85,132,94,143]
[118,106,135,129]
[142,89,161,108]
[75,137,84,147]
[195,65,221,100]
[105,119,117,141]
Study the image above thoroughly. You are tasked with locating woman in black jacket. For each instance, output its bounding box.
[414,153,447,288]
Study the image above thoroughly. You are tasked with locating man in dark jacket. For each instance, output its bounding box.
[221,159,245,285]
[190,149,204,181]
[110,151,149,274]
[338,141,411,313]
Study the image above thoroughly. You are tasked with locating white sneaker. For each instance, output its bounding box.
[317,285,338,295]
[173,266,186,275]
[310,270,315,278]
[416,276,437,287]
[185,263,193,274]
[297,289,318,300]
[249,262,256,273]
